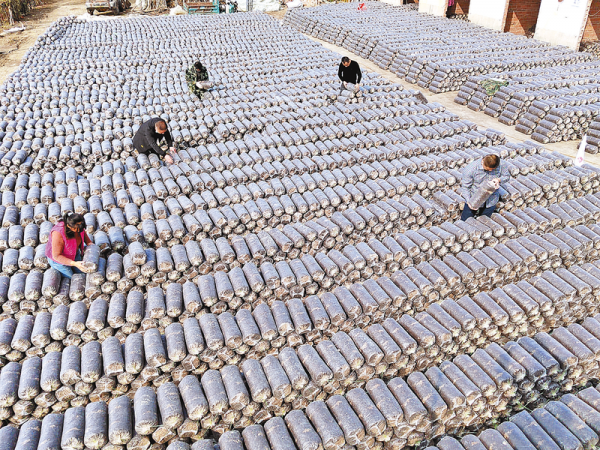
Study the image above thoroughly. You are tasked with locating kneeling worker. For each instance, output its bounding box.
[133,118,176,164]
[186,61,213,100]
[338,56,362,92]
[461,154,510,220]
[45,213,92,279]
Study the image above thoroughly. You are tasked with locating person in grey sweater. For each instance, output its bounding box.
[461,154,510,220]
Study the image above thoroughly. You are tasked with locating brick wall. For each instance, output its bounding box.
[582,0,600,42]
[447,0,470,15]
[504,0,542,35]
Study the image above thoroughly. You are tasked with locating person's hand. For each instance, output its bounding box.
[354,83,360,92]
[164,154,174,165]
[343,82,347,88]
[492,178,500,189]
[73,261,87,272]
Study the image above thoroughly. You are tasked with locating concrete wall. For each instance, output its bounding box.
[582,0,600,42]
[535,0,593,49]
[418,0,448,16]
[504,0,542,35]
[469,0,509,30]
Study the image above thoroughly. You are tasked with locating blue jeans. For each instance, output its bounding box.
[48,249,83,279]
[461,203,496,221]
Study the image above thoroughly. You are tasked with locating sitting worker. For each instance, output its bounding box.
[461,154,510,220]
[186,61,213,99]
[132,117,176,164]
[338,56,362,92]
[45,213,92,279]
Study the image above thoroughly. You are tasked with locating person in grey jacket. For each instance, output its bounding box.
[461,154,510,220]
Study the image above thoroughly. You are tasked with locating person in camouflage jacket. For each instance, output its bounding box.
[186,61,210,99]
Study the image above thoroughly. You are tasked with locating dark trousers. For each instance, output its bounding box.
[461,202,496,221]
[134,140,168,158]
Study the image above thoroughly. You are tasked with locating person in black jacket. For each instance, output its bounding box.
[338,56,362,92]
[132,118,176,164]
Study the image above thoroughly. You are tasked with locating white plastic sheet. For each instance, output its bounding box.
[170,5,186,14]
[252,0,279,12]
[575,135,587,167]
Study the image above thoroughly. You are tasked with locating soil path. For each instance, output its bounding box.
[0,0,85,85]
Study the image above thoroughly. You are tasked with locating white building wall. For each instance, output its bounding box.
[418,0,448,16]
[534,0,592,50]
[469,0,510,31]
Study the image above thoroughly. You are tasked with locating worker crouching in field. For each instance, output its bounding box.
[186,61,214,100]
[461,154,510,220]
[133,118,177,164]
[45,213,92,278]
[338,56,362,93]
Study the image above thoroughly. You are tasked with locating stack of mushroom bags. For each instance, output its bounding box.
[283,2,600,148]
[454,61,600,145]
[283,2,594,94]
[2,11,600,450]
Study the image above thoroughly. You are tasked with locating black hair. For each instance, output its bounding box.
[195,61,205,71]
[60,212,85,238]
[341,57,350,63]
[155,119,168,133]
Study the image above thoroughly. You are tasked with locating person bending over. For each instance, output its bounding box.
[45,213,92,279]
[133,118,176,164]
[461,154,510,220]
[338,56,362,92]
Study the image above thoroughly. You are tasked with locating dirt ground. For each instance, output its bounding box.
[0,0,86,84]
[266,6,286,19]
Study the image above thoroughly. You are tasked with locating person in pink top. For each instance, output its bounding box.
[45,213,92,278]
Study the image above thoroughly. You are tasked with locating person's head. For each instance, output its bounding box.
[61,213,85,238]
[155,119,168,135]
[195,61,205,72]
[341,56,351,67]
[482,154,500,171]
